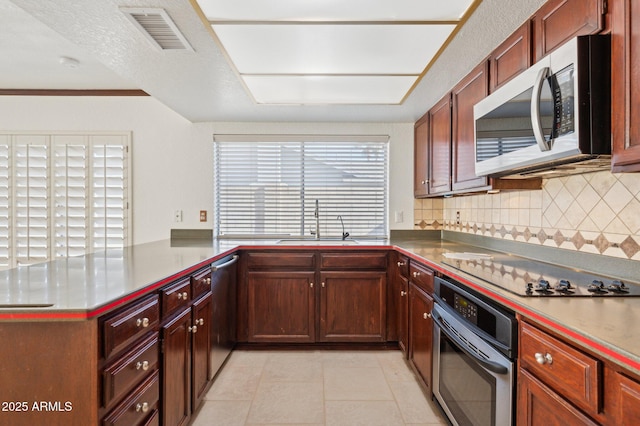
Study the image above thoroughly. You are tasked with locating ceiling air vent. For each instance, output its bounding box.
[121,7,194,51]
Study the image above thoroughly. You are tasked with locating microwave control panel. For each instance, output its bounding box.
[551,65,575,138]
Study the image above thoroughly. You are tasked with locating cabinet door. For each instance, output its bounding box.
[319,271,387,342]
[533,0,605,61]
[414,113,430,197]
[611,0,640,171]
[247,271,316,343]
[428,93,452,195]
[490,21,532,91]
[606,368,640,424]
[409,284,434,392]
[191,294,211,412]
[397,275,409,356]
[161,308,192,426]
[452,60,489,192]
[517,369,599,426]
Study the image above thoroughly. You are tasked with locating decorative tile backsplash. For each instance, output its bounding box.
[414,171,640,261]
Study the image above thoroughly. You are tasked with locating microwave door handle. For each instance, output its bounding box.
[531,67,551,152]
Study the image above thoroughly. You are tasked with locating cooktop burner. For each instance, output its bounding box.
[441,252,640,297]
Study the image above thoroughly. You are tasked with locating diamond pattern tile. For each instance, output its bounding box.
[427,172,640,260]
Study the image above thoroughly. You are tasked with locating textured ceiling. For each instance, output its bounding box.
[3,0,545,123]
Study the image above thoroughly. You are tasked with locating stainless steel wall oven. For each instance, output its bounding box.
[432,276,517,426]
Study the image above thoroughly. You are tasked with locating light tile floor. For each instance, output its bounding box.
[192,349,448,426]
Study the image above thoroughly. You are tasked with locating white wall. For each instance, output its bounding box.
[0,96,414,244]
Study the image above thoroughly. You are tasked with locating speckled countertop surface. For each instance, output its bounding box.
[0,235,638,375]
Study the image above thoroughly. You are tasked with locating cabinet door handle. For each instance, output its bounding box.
[197,318,204,326]
[397,261,405,267]
[135,360,150,371]
[206,277,211,285]
[136,317,150,328]
[413,271,420,278]
[189,325,198,333]
[136,402,149,413]
[423,312,431,319]
[310,282,314,288]
[177,292,184,300]
[322,282,325,288]
[534,352,553,365]
[400,291,407,297]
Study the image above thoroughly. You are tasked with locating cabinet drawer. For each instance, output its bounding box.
[320,251,388,270]
[409,262,434,293]
[520,321,600,414]
[103,295,160,359]
[191,267,212,301]
[103,369,160,426]
[103,332,159,408]
[160,277,192,318]
[246,251,315,270]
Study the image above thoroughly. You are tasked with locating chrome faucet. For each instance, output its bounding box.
[313,199,320,239]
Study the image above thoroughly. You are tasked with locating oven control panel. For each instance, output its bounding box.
[454,293,478,324]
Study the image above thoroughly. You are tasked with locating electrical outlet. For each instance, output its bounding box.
[174,210,182,223]
[199,210,207,222]
[394,211,404,223]
[456,211,460,225]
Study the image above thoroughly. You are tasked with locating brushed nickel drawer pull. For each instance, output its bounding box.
[400,291,407,296]
[189,325,198,333]
[135,360,150,371]
[135,402,149,413]
[534,352,553,365]
[136,317,150,328]
[413,271,420,278]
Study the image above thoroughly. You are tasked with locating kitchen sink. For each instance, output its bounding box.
[276,238,359,245]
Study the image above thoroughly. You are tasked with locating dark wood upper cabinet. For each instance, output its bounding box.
[611,0,640,171]
[533,0,606,61]
[452,60,490,192]
[414,113,429,197]
[428,93,453,195]
[490,21,532,91]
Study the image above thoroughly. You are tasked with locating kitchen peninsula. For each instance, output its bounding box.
[1,234,640,425]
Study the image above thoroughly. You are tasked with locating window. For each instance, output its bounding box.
[213,135,388,239]
[0,132,130,270]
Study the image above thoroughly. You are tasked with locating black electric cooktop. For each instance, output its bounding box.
[441,252,640,297]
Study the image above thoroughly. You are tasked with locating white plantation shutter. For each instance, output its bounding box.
[91,139,128,250]
[0,136,11,268]
[14,136,50,265]
[0,132,130,270]
[53,136,88,258]
[214,136,388,239]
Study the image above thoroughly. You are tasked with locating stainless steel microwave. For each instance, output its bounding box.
[473,35,611,178]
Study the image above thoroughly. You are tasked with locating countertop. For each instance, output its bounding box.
[1,235,639,376]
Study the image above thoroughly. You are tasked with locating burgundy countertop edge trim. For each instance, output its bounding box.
[394,246,640,374]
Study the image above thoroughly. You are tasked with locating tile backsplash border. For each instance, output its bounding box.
[414,171,640,261]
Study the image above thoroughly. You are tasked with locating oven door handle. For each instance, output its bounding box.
[432,308,509,375]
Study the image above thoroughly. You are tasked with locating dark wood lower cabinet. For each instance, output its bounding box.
[397,274,409,355]
[191,294,212,411]
[517,369,599,425]
[246,271,316,343]
[319,271,387,342]
[162,308,192,426]
[161,292,214,426]
[409,283,434,392]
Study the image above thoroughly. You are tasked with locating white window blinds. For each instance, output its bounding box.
[214,135,389,239]
[0,132,130,270]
